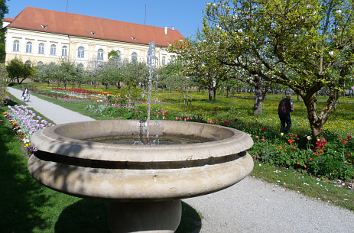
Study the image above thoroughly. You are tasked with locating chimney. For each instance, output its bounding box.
[164,26,168,35]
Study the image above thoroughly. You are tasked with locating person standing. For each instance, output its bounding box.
[21,87,30,102]
[278,94,294,133]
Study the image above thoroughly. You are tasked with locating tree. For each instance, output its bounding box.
[96,60,124,89]
[6,58,34,84]
[0,63,8,105]
[121,62,149,88]
[170,35,231,101]
[204,0,354,137]
[59,61,83,89]
[36,62,61,84]
[108,50,119,60]
[0,0,8,62]
[158,60,193,92]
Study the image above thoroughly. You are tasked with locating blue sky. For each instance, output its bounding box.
[5,0,209,38]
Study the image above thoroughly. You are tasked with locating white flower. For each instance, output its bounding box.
[329,51,334,56]
[238,28,243,33]
[306,135,312,141]
[336,9,342,14]
[280,132,284,136]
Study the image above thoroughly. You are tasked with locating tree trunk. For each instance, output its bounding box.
[213,87,217,101]
[208,87,213,101]
[226,86,230,98]
[302,90,339,138]
[253,79,267,115]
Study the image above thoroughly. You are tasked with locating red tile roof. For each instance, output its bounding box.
[8,7,184,47]
[3,18,13,23]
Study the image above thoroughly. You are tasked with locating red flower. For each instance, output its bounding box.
[341,139,348,145]
[261,127,267,131]
[315,137,327,150]
[288,139,294,144]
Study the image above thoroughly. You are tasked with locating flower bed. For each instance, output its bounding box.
[3,105,53,155]
[250,129,354,182]
[52,87,111,101]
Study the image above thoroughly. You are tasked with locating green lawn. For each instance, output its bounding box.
[27,84,353,136]
[7,84,354,214]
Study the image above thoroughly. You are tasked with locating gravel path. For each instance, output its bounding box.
[7,87,354,233]
[7,87,94,124]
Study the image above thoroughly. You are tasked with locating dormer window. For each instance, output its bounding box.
[90,31,95,36]
[40,24,48,29]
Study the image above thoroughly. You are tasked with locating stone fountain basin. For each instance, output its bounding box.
[29,120,254,200]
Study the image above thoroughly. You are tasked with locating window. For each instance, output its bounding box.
[162,56,166,66]
[62,46,68,57]
[116,50,121,62]
[37,61,44,66]
[38,43,45,54]
[170,55,176,61]
[77,46,84,58]
[13,40,19,52]
[131,52,137,63]
[26,42,32,53]
[50,44,56,56]
[97,49,104,61]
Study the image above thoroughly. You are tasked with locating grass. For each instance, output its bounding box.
[26,86,354,211]
[25,85,354,137]
[7,84,354,211]
[252,162,354,211]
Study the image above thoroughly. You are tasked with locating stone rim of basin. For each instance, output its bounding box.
[31,120,254,162]
[28,120,254,199]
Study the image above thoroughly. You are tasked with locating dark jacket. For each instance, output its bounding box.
[278,98,294,114]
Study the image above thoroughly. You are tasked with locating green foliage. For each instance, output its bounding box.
[108,50,118,60]
[0,63,8,105]
[96,60,124,88]
[158,60,193,91]
[6,58,34,84]
[35,62,61,83]
[202,0,354,136]
[170,35,233,101]
[35,61,84,87]
[0,0,8,62]
[122,62,149,87]
[250,130,353,181]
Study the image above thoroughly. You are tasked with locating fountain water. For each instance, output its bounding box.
[28,42,254,233]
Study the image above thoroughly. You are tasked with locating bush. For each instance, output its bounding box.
[250,129,354,181]
[0,63,8,106]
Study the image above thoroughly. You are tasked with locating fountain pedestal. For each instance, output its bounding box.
[29,120,254,232]
[109,200,181,233]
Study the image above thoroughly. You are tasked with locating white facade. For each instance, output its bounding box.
[5,27,177,68]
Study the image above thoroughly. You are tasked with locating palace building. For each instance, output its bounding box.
[3,7,184,68]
